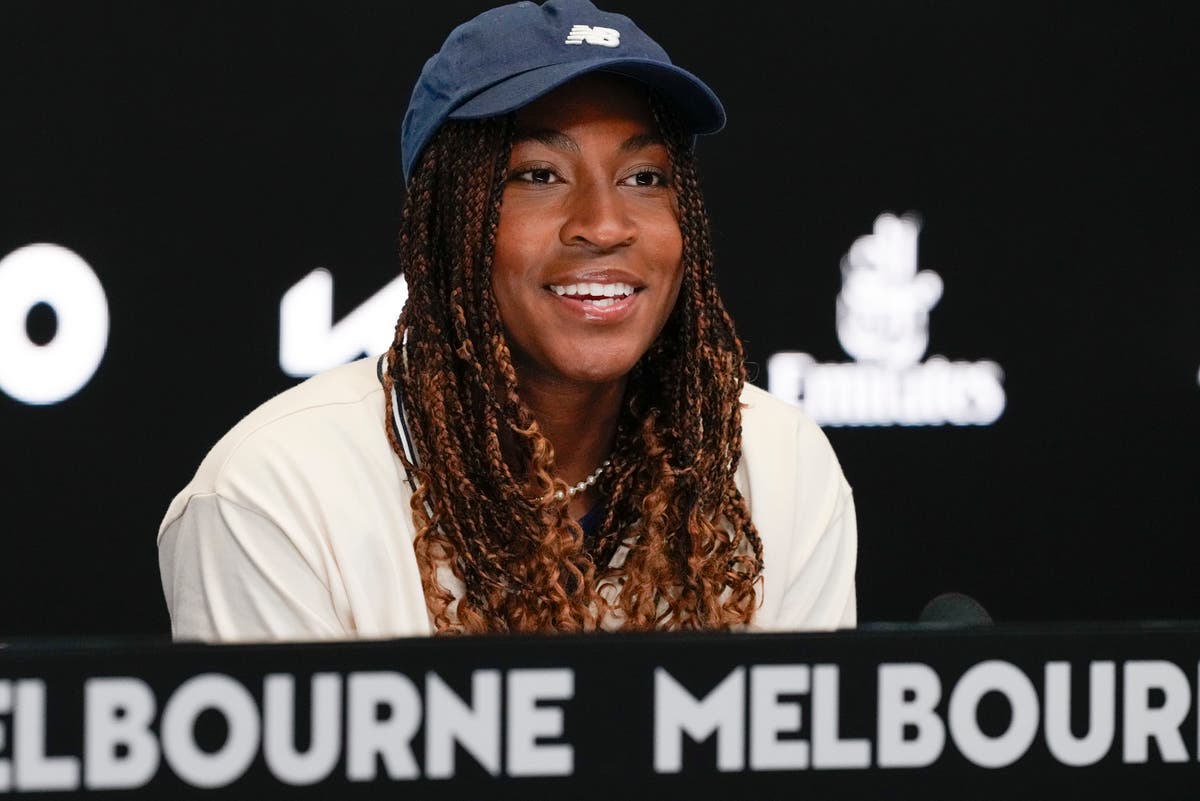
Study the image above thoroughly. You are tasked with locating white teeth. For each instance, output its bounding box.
[593,298,616,308]
[548,282,636,298]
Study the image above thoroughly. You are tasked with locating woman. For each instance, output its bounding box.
[158,0,857,640]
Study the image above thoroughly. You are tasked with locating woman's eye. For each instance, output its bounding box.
[513,168,559,184]
[622,170,668,188]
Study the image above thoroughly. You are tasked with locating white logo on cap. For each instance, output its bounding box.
[564,25,620,47]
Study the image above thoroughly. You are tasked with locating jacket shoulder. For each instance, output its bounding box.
[739,382,829,454]
[158,357,387,535]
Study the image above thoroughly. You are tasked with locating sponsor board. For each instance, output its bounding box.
[1,628,1198,796]
[768,214,1007,427]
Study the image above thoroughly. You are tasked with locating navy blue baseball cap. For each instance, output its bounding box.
[400,0,726,181]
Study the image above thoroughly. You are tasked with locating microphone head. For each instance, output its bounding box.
[918,592,993,627]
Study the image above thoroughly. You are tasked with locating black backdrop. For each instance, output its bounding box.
[1,1,1196,638]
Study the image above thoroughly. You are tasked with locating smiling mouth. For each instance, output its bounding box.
[545,281,639,308]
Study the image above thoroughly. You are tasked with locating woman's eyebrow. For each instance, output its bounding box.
[619,132,665,152]
[512,129,580,153]
[510,129,665,154]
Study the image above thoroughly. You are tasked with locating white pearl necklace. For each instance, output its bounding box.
[553,459,612,501]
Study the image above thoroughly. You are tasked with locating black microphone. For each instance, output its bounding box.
[917,592,993,627]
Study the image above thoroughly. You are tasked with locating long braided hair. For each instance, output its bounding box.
[382,92,763,633]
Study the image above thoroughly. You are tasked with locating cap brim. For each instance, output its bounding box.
[448,58,726,134]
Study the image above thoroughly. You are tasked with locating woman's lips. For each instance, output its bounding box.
[548,280,637,297]
[543,285,641,322]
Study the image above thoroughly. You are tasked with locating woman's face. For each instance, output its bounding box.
[492,74,684,388]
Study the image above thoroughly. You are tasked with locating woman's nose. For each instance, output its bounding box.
[559,177,637,252]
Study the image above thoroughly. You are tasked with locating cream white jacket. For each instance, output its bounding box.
[158,357,857,641]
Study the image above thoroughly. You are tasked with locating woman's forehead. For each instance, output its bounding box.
[512,73,659,135]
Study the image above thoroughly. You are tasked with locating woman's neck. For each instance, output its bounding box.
[516,369,625,516]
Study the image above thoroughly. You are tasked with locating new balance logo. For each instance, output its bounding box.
[564,24,620,47]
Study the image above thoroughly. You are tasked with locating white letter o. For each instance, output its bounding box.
[948,660,1039,768]
[161,675,260,788]
[0,243,109,405]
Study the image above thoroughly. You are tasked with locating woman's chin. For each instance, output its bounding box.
[506,333,653,389]
[552,359,638,387]
[522,349,642,388]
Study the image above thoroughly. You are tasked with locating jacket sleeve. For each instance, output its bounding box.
[158,493,348,642]
[775,440,859,631]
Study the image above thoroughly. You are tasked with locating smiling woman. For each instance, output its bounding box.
[492,77,687,516]
[495,78,684,394]
[157,0,858,640]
